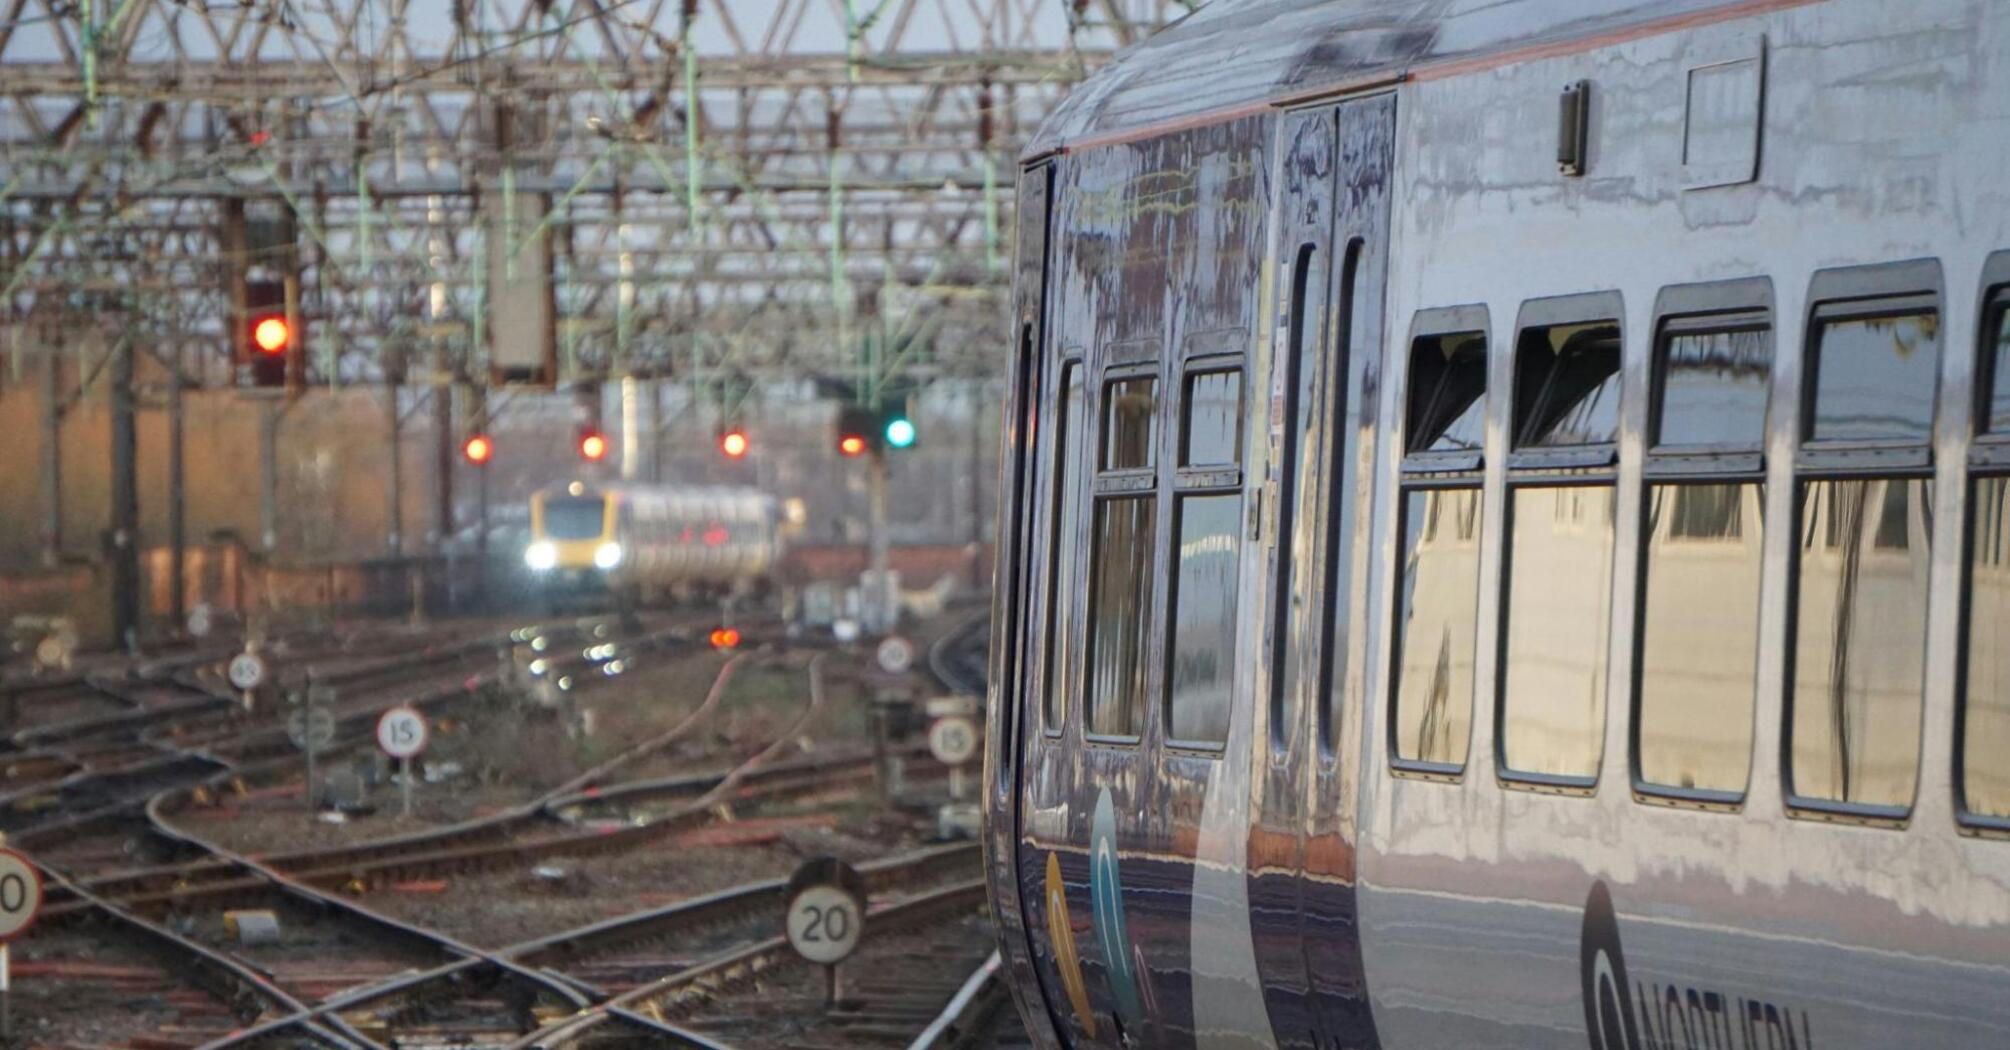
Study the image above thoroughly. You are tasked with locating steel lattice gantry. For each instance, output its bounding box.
[0,0,1188,387]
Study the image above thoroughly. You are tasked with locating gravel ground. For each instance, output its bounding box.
[2,923,245,1048]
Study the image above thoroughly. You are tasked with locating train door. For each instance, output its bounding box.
[985,161,1070,1046]
[1302,94,1393,1049]
[1256,94,1395,1049]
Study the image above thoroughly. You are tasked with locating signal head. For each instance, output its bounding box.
[709,627,742,650]
[251,315,291,355]
[463,434,494,465]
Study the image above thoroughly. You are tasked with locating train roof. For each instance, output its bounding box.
[1026,0,1803,157]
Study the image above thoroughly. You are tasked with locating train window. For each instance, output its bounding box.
[1788,478,1932,813]
[1086,495,1156,739]
[1042,362,1087,733]
[1806,309,1940,446]
[1166,494,1241,745]
[1391,309,1489,776]
[1500,485,1616,783]
[1103,377,1158,471]
[1634,301,1772,801]
[1655,323,1771,450]
[1390,487,1482,771]
[1988,295,2010,435]
[543,496,607,540]
[1513,321,1623,449]
[1181,369,1244,467]
[1964,476,2010,821]
[1636,482,1764,797]
[1407,333,1488,454]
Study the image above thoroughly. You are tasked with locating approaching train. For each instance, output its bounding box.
[524,482,787,604]
[981,1,2010,1048]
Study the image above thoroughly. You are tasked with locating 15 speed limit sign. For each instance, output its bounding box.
[928,714,979,767]
[0,850,44,943]
[376,706,430,760]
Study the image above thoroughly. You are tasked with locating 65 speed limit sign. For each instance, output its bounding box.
[0,849,44,943]
[376,707,430,760]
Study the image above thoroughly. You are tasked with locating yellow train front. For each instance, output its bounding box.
[524,482,787,608]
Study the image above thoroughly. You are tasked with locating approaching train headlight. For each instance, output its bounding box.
[525,542,558,571]
[594,542,624,570]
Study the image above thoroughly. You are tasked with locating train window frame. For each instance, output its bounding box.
[1083,355,1165,748]
[1630,279,1774,809]
[1957,250,2010,832]
[1795,258,1945,474]
[1781,260,1944,826]
[1495,292,1624,794]
[1389,305,1490,781]
[1973,252,2010,468]
[1040,354,1088,739]
[1508,292,1626,471]
[1178,351,1247,473]
[1957,471,2010,834]
[1162,336,1247,753]
[1402,304,1492,475]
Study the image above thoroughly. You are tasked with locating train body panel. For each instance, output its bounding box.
[985,2,2010,1049]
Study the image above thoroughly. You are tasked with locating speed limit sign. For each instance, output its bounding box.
[784,857,867,966]
[875,635,914,675]
[928,714,979,767]
[0,849,44,943]
[227,651,267,692]
[376,706,430,760]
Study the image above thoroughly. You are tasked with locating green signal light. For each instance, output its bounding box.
[884,417,917,448]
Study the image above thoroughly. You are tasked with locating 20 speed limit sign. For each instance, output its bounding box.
[0,849,44,943]
[783,857,867,966]
[376,706,430,760]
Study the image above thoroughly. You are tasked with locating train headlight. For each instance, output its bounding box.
[525,542,558,571]
[594,542,624,570]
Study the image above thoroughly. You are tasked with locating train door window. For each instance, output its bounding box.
[1634,281,1773,803]
[1166,349,1246,748]
[1788,260,1942,819]
[1086,363,1161,741]
[1499,294,1624,788]
[1390,308,1489,776]
[1961,260,2010,826]
[1041,360,1087,734]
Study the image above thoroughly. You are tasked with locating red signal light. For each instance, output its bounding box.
[709,627,741,650]
[720,429,749,458]
[838,434,867,457]
[252,315,291,355]
[579,430,609,462]
[463,434,493,465]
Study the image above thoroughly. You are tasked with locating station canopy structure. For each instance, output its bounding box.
[0,0,1189,389]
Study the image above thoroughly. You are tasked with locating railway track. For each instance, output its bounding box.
[4,612,980,1048]
[926,609,989,699]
